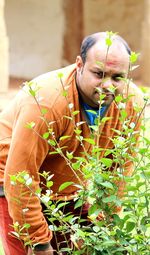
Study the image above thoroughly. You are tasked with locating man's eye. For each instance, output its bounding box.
[113,75,124,81]
[94,71,103,78]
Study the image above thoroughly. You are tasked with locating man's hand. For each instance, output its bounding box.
[27,243,54,255]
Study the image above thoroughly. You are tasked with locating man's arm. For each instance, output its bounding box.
[4,103,54,248]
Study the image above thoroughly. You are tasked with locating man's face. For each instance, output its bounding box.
[76,39,130,108]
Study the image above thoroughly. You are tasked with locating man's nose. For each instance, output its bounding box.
[100,78,112,89]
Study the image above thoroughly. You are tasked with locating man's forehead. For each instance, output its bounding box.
[94,39,129,56]
[94,60,120,69]
[92,56,129,74]
[86,39,130,71]
[106,60,119,67]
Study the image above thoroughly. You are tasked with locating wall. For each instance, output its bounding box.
[5,0,64,79]
[0,0,9,92]
[83,0,144,79]
[83,0,144,50]
[62,0,83,66]
[4,0,145,81]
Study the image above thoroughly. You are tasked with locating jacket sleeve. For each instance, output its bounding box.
[4,103,54,244]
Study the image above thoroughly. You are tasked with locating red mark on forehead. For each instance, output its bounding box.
[106,60,118,66]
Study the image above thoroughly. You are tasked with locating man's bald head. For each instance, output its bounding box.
[80,32,131,64]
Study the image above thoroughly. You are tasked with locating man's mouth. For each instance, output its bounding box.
[105,93,114,97]
[94,91,114,98]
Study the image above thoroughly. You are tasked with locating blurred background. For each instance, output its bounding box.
[0,0,150,110]
[0,1,150,253]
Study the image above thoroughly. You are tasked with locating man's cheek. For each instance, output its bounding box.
[116,85,124,95]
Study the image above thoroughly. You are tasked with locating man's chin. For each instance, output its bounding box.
[89,96,114,108]
[94,93,114,106]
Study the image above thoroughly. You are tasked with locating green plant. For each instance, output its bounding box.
[10,32,150,254]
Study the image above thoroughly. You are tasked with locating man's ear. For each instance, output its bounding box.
[76,56,83,70]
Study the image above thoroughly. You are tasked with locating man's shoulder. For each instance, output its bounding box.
[128,81,143,95]
[19,64,77,107]
[32,64,76,86]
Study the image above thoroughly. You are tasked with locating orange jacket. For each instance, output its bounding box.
[0,64,143,244]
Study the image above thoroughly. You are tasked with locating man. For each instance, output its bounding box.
[0,32,143,255]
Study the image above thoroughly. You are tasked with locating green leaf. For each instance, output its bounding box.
[46,181,53,188]
[101,181,114,190]
[97,190,104,198]
[130,51,140,64]
[35,188,42,195]
[90,210,102,221]
[126,221,135,232]
[86,109,97,115]
[88,204,98,215]
[93,226,100,233]
[57,201,70,210]
[66,151,73,160]
[72,161,81,170]
[74,128,82,135]
[56,147,64,153]
[43,132,49,139]
[62,90,68,97]
[72,111,80,116]
[83,138,95,145]
[115,94,123,103]
[72,110,80,116]
[10,175,17,182]
[17,176,25,184]
[25,121,35,129]
[29,89,36,97]
[59,135,71,141]
[57,72,64,78]
[59,248,72,253]
[102,195,116,203]
[103,240,116,246]
[99,93,106,100]
[90,125,98,132]
[105,37,112,47]
[41,108,48,115]
[63,115,72,120]
[23,223,30,229]
[113,214,121,224]
[120,109,127,119]
[48,139,56,146]
[58,181,74,192]
[104,149,112,157]
[100,158,112,167]
[77,229,85,238]
[101,117,112,123]
[24,239,32,246]
[74,199,84,209]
